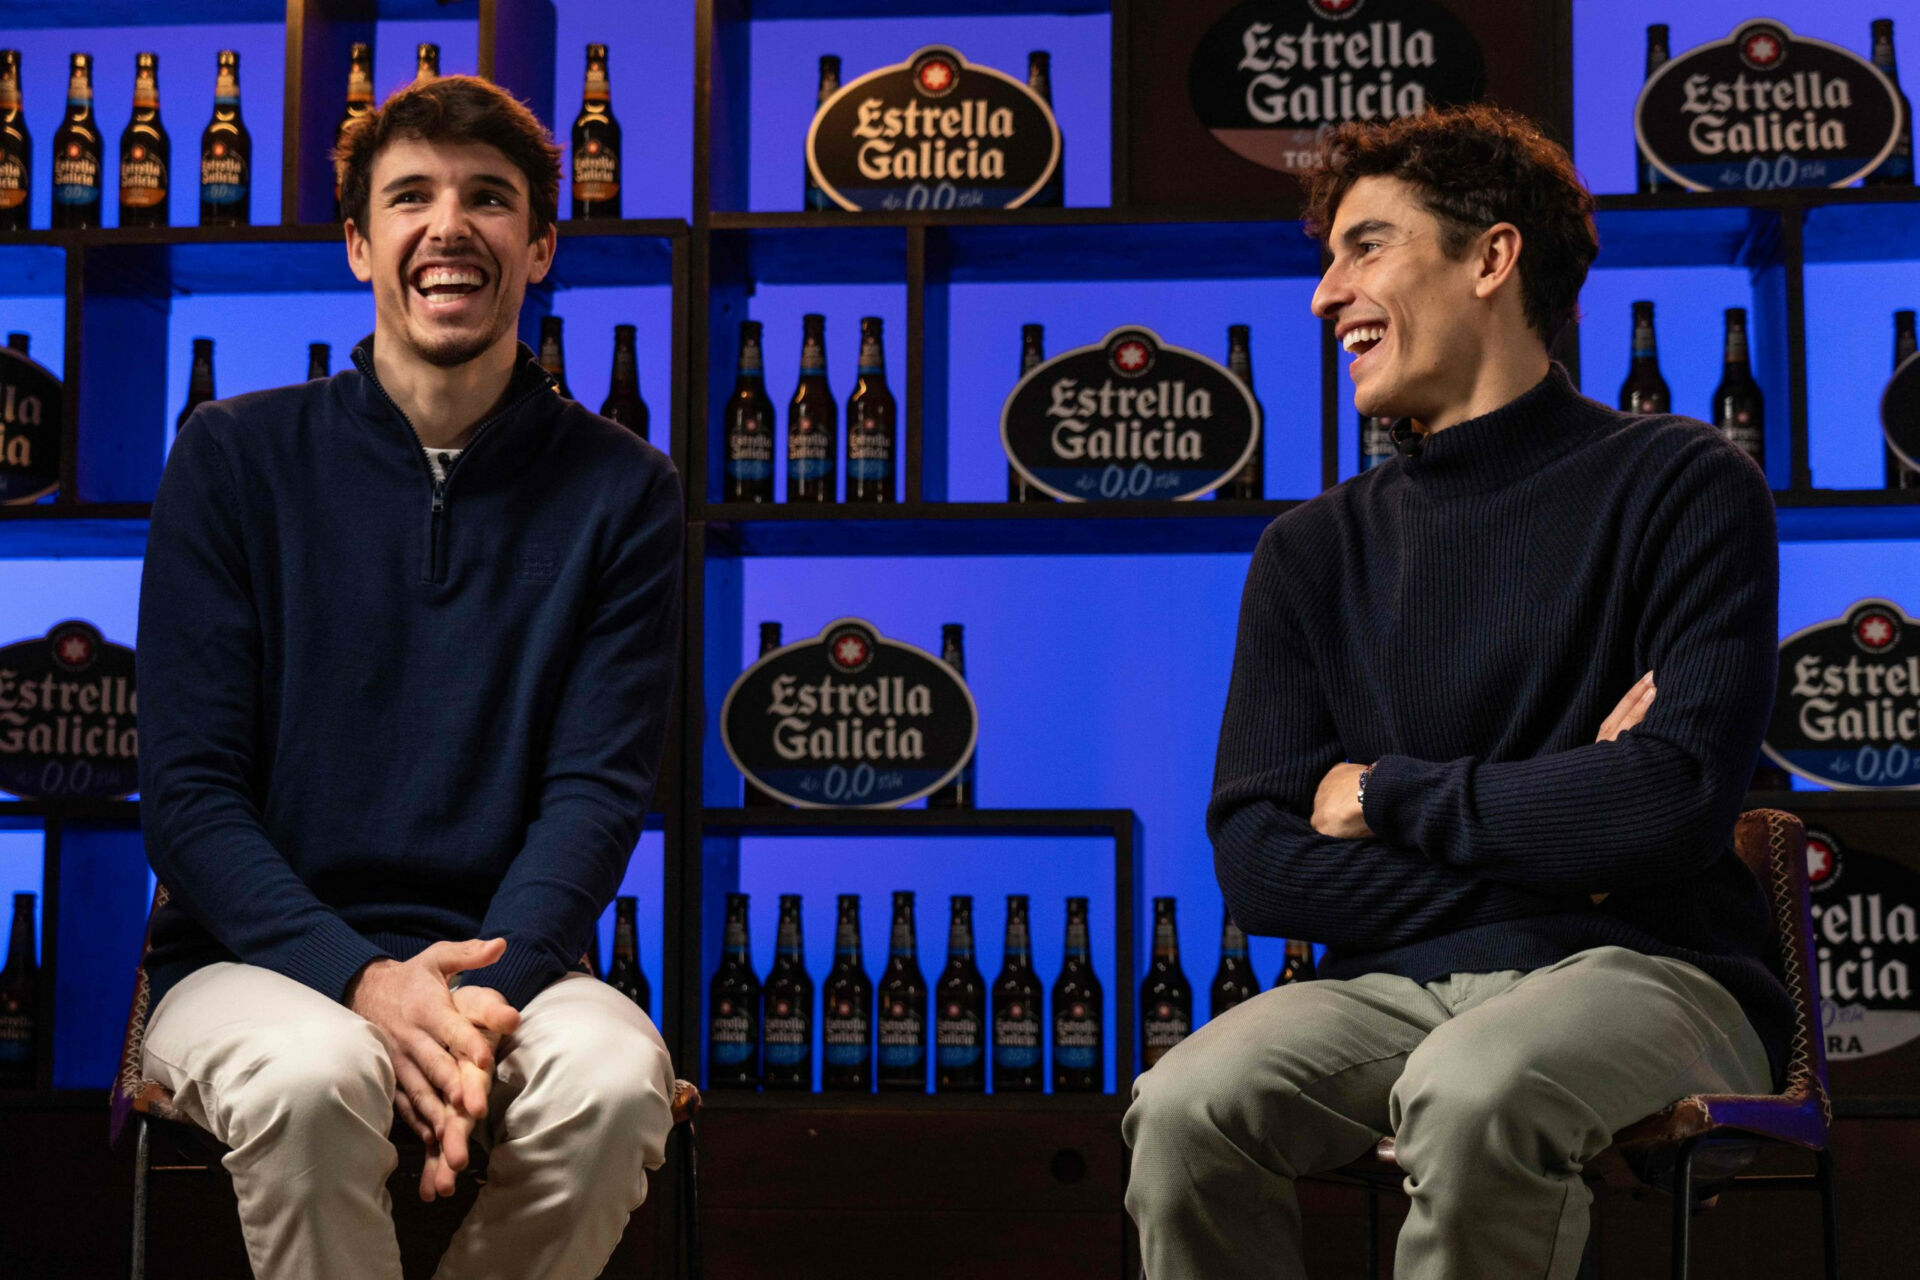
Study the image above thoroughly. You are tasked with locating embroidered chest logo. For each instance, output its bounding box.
[517,540,558,584]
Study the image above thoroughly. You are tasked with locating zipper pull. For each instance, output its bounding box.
[432,478,446,513]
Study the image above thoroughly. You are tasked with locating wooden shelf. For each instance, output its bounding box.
[700,1089,1124,1112]
[0,800,140,825]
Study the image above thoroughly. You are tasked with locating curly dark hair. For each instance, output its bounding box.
[1301,103,1598,347]
[335,75,562,240]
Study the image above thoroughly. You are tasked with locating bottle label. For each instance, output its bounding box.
[53,144,99,203]
[133,80,157,112]
[0,154,27,209]
[120,148,167,208]
[846,413,892,479]
[762,1005,808,1066]
[1054,1010,1099,1070]
[823,1005,869,1065]
[708,1005,754,1065]
[573,139,619,202]
[67,65,89,106]
[799,342,826,375]
[348,64,373,103]
[877,1008,924,1067]
[585,65,611,101]
[0,1013,30,1064]
[935,1005,982,1067]
[1142,1007,1191,1065]
[201,143,246,207]
[994,1005,1041,1070]
[214,70,239,105]
[788,406,832,478]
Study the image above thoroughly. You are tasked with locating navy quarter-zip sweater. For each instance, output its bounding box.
[137,337,683,1015]
[1209,365,1795,1084]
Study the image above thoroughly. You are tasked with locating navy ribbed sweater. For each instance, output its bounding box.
[137,338,683,1015]
[1209,365,1794,1084]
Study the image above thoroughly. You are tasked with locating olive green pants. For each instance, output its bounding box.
[1122,946,1771,1279]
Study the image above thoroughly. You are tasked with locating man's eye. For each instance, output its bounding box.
[391,191,424,204]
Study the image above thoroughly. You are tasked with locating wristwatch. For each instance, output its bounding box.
[1357,767,1372,810]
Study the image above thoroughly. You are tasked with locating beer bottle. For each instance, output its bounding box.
[935,895,987,1092]
[51,53,102,230]
[876,890,928,1091]
[199,50,249,227]
[1275,937,1317,988]
[1889,311,1919,490]
[178,338,215,431]
[1052,896,1102,1092]
[762,893,813,1090]
[0,893,36,1089]
[333,42,373,221]
[587,923,602,979]
[0,50,28,232]
[606,895,652,1016]
[1009,324,1050,502]
[803,55,842,211]
[118,53,168,228]
[571,43,622,219]
[845,316,896,503]
[1225,324,1263,500]
[1637,26,1670,194]
[992,894,1043,1092]
[1139,897,1192,1070]
[6,332,27,354]
[926,624,976,809]
[539,315,573,399]
[726,319,777,503]
[708,892,761,1088]
[1208,904,1259,1020]
[1867,20,1913,187]
[822,893,873,1091]
[742,622,789,807]
[1618,301,1670,414]
[1712,308,1765,471]
[1359,413,1396,472]
[1027,51,1064,208]
[307,342,330,380]
[415,43,440,83]
[601,323,649,438]
[787,313,837,503]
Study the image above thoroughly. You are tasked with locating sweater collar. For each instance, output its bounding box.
[344,333,556,454]
[1391,363,1603,497]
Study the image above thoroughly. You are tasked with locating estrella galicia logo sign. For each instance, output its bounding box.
[0,345,62,505]
[1883,348,1920,480]
[1635,20,1903,191]
[1804,829,1920,1061]
[721,618,977,808]
[1764,599,1920,789]
[1188,0,1485,175]
[0,621,139,800]
[805,46,1061,211]
[1002,326,1259,501]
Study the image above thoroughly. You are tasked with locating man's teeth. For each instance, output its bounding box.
[1342,325,1385,353]
[416,267,485,292]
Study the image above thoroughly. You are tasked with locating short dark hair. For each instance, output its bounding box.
[1302,103,1598,348]
[335,75,562,240]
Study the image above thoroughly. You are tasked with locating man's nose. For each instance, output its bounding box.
[427,189,472,242]
[1311,261,1350,320]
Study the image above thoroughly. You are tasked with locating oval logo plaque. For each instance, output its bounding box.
[1764,599,1920,790]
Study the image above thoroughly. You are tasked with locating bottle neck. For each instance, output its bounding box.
[890,913,916,961]
[611,343,639,391]
[1897,322,1917,365]
[7,903,35,968]
[942,643,964,673]
[817,75,840,105]
[834,918,862,963]
[736,339,765,383]
[775,920,803,960]
[584,61,610,104]
[723,917,750,961]
[189,361,214,396]
[800,335,826,376]
[1003,916,1031,962]
[857,335,885,379]
[948,918,973,962]
[1873,36,1899,78]
[0,63,19,113]
[1220,920,1248,959]
[1021,342,1043,373]
[1722,327,1750,371]
[214,67,240,114]
[1153,917,1179,964]
[132,74,158,117]
[67,65,92,115]
[1631,318,1658,363]
[1645,45,1668,77]
[1064,917,1090,961]
[613,912,637,960]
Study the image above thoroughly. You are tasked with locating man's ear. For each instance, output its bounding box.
[344,217,374,284]
[1472,221,1524,302]
[526,222,557,286]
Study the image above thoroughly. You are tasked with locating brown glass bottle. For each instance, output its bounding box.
[600,324,649,438]
[1139,897,1192,1070]
[333,42,372,221]
[1052,896,1102,1092]
[1027,51,1064,208]
[762,894,813,1090]
[606,895,651,1015]
[1889,311,1919,490]
[118,53,168,228]
[708,892,761,1089]
[307,342,330,380]
[539,315,573,399]
[935,895,987,1092]
[803,55,841,211]
[1225,324,1263,499]
[178,338,215,431]
[743,622,788,807]
[1867,20,1913,187]
[1208,904,1259,1019]
[1619,301,1670,414]
[0,892,37,1088]
[6,332,27,354]
[415,43,440,83]
[725,319,776,503]
[199,50,249,227]
[0,50,29,232]
[571,44,621,219]
[1712,308,1765,471]
[822,893,873,1091]
[1275,936,1317,988]
[926,624,975,809]
[876,890,928,1091]
[845,316,896,503]
[787,313,836,503]
[51,53,102,230]
[1637,26,1671,194]
[992,894,1043,1092]
[1009,324,1050,501]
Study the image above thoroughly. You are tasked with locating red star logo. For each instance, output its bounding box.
[586,140,600,154]
[832,634,869,668]
[717,999,733,1015]
[890,1002,905,1016]
[131,146,144,160]
[918,60,954,93]
[947,1003,961,1017]
[66,143,79,157]
[1008,1003,1023,1017]
[213,142,226,156]
[1116,341,1149,371]
[1156,1003,1171,1017]
[775,1000,790,1014]
[1806,839,1834,884]
[836,1001,851,1015]
[1858,614,1896,649]
[1746,34,1781,65]
[56,633,92,666]
[1070,1003,1086,1017]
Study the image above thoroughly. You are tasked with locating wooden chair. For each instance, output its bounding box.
[111,885,704,1280]
[1320,808,1837,1280]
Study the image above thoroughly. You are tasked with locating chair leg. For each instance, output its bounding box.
[1577,1220,1599,1280]
[1670,1137,1698,1280]
[1364,1188,1380,1280]
[680,1120,702,1280]
[131,1115,150,1280]
[1816,1147,1840,1280]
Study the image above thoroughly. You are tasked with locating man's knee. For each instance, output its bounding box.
[1391,1031,1595,1175]
[223,1016,393,1148]
[529,1022,675,1170]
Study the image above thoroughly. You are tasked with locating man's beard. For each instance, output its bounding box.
[413,316,510,369]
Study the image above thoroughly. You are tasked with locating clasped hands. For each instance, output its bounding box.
[1310,670,1658,903]
[345,938,521,1202]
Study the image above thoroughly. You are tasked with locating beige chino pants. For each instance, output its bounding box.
[142,962,676,1280]
[1123,945,1772,1279]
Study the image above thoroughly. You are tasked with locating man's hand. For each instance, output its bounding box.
[410,985,521,1201]
[1312,762,1374,838]
[1596,671,1656,744]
